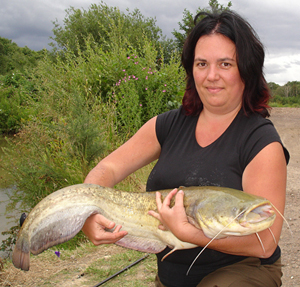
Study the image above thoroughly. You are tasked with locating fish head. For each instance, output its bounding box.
[236,201,276,231]
[191,189,276,239]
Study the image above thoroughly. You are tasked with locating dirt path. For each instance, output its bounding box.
[269,108,300,287]
[0,107,299,287]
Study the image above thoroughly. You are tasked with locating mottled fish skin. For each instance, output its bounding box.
[12,184,276,271]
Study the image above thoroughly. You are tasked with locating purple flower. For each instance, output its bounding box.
[55,251,61,258]
[162,90,166,93]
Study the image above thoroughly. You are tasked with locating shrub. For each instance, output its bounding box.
[0,72,38,133]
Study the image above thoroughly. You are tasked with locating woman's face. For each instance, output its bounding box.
[193,33,245,115]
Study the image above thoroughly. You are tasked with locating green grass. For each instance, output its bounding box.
[85,249,156,286]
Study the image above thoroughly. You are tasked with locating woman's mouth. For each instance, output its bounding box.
[206,87,223,93]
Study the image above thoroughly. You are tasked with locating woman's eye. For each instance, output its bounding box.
[197,62,206,67]
[221,62,231,68]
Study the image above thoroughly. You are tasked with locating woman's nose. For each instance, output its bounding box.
[206,65,220,81]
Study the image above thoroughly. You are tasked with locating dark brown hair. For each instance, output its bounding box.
[182,10,271,117]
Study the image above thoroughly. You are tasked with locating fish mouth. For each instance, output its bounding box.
[238,202,276,227]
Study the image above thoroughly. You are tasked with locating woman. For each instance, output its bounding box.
[82,11,289,287]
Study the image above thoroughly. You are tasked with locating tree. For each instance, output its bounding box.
[0,37,44,75]
[268,82,280,97]
[50,2,164,57]
[287,81,300,98]
[172,0,232,51]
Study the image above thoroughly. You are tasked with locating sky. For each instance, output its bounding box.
[1,0,299,85]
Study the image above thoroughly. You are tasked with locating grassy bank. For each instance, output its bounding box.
[0,243,157,287]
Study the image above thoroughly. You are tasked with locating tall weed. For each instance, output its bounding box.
[5,97,109,212]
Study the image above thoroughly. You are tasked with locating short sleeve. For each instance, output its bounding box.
[156,108,181,146]
[240,120,290,169]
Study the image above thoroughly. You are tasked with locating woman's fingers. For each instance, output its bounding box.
[155,191,163,209]
[174,189,184,206]
[162,188,178,207]
[82,213,128,245]
[148,210,160,220]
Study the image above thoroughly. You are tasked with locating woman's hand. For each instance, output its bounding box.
[82,213,128,245]
[148,189,194,240]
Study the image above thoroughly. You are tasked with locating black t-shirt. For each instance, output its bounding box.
[146,107,289,287]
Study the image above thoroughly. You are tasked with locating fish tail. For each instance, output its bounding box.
[12,234,30,271]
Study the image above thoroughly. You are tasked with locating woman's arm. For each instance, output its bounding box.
[151,142,287,258]
[82,116,161,245]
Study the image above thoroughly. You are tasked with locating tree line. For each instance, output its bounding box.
[268,81,300,107]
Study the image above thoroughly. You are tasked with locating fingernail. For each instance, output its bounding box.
[178,190,184,194]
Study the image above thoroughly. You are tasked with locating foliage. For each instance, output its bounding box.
[4,99,109,213]
[269,81,300,107]
[2,14,185,216]
[50,2,178,64]
[172,0,232,51]
[49,1,174,61]
[0,37,44,75]
[0,226,19,253]
[50,19,184,139]
[0,37,45,134]
[0,71,39,133]
[111,48,184,137]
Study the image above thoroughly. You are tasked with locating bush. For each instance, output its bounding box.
[111,49,184,138]
[0,72,38,133]
[270,95,300,107]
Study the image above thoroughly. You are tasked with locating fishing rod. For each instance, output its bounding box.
[92,253,149,287]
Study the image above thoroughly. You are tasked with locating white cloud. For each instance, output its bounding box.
[265,53,300,85]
